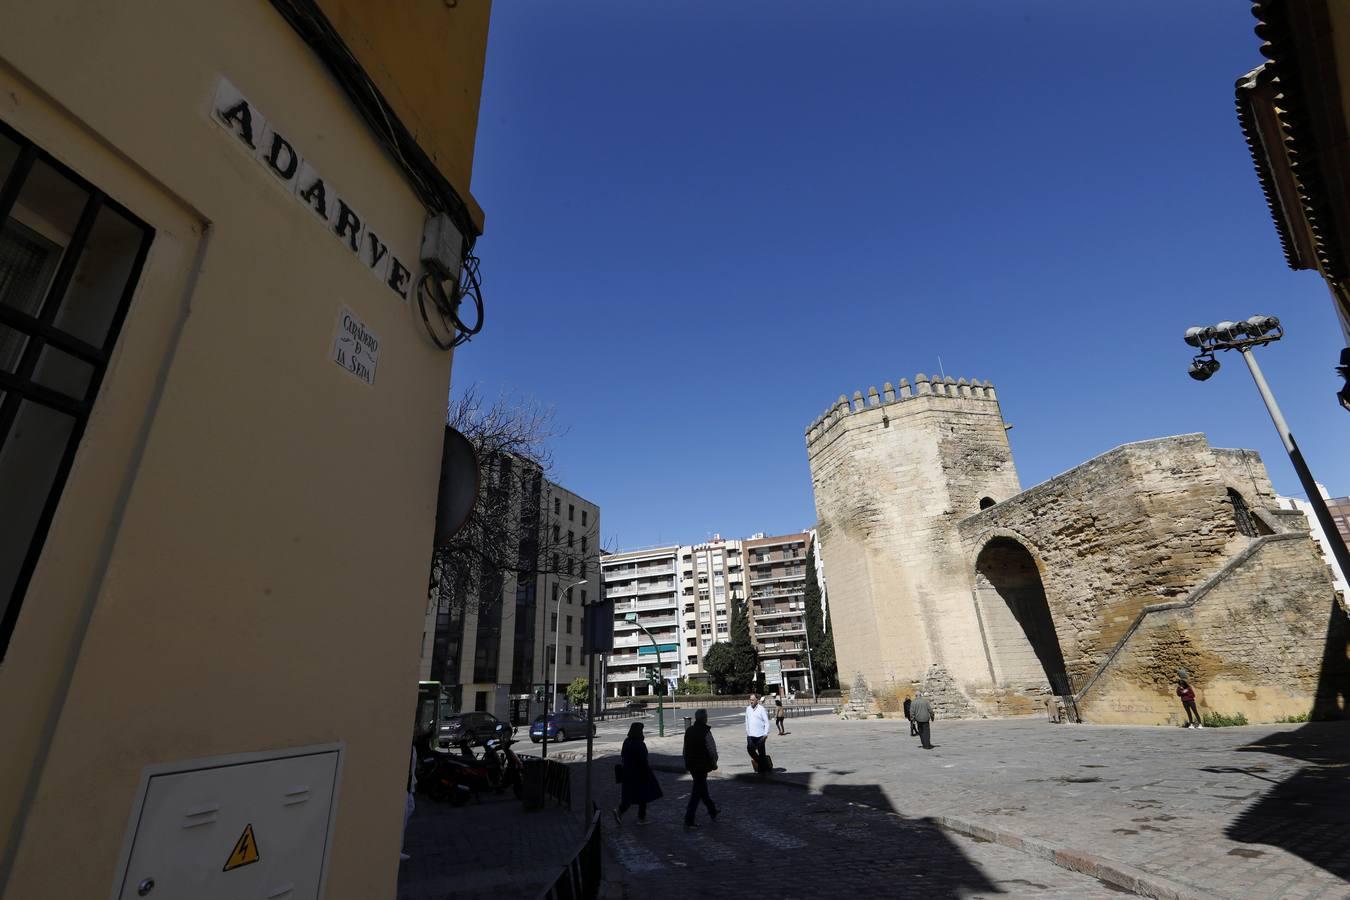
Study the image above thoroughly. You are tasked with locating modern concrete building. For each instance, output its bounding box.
[0,2,493,897]
[678,536,746,681]
[601,545,682,699]
[420,468,600,726]
[745,531,814,695]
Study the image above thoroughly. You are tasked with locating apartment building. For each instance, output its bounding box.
[601,546,682,698]
[679,537,747,680]
[745,531,814,695]
[422,466,601,726]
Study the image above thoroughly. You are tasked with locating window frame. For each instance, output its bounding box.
[0,119,154,660]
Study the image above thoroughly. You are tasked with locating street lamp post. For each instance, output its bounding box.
[624,612,664,736]
[1183,316,1350,590]
[542,578,586,760]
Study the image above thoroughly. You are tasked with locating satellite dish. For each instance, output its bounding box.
[433,426,479,547]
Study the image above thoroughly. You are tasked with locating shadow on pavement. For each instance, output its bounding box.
[1228,721,1350,882]
[622,752,1005,898]
[1224,600,1350,882]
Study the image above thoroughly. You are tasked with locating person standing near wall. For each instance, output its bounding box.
[910,690,934,750]
[745,694,772,773]
[904,695,917,736]
[1177,671,1203,729]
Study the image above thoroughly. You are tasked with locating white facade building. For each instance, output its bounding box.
[679,537,746,681]
[601,545,682,698]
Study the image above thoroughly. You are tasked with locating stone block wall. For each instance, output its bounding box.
[806,375,1019,696]
[957,434,1263,690]
[1078,534,1350,725]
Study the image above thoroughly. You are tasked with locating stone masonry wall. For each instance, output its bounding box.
[957,434,1260,691]
[807,375,1020,699]
[1079,534,1350,725]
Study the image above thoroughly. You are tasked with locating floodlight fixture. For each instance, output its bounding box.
[1188,355,1220,382]
[1245,315,1280,336]
[1183,326,1209,348]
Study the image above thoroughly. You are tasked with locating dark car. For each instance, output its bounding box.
[440,711,512,746]
[624,700,648,711]
[529,712,595,743]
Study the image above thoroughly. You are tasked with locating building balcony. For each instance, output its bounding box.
[755,624,805,637]
[749,572,806,586]
[606,579,676,598]
[607,654,680,673]
[758,642,805,655]
[614,615,677,630]
[613,596,679,615]
[752,606,803,620]
[751,585,805,601]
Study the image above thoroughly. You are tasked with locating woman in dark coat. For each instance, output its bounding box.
[613,722,663,825]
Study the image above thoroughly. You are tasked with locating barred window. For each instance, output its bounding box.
[0,121,153,660]
[1228,489,1258,538]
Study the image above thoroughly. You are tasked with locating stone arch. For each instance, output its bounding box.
[972,536,1070,694]
[979,496,996,510]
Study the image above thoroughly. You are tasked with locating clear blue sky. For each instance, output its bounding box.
[460,1,1349,553]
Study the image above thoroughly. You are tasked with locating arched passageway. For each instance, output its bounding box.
[973,538,1070,694]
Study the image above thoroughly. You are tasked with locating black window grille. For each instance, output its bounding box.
[1229,489,1258,538]
[0,120,154,661]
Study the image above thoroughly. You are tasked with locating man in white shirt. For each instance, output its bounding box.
[744,693,772,774]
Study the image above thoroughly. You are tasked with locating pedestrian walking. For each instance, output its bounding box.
[903,696,918,736]
[682,709,719,829]
[745,693,772,773]
[1177,671,1203,729]
[613,722,663,825]
[774,695,786,735]
[910,690,934,750]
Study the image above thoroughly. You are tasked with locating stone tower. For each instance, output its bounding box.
[805,375,1020,701]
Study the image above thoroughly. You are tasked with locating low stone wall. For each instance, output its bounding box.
[1078,534,1350,725]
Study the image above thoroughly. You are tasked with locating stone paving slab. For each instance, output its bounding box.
[396,788,583,900]
[570,715,1350,899]
[586,758,1127,898]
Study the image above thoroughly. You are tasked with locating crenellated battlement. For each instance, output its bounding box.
[804,374,999,446]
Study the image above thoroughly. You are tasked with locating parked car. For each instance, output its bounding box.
[440,711,513,746]
[624,700,648,711]
[529,712,596,743]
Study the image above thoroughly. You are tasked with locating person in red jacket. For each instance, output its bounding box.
[1177,671,1202,728]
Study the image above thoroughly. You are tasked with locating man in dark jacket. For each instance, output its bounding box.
[682,709,719,828]
[910,691,934,749]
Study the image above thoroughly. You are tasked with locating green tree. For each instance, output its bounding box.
[702,643,735,694]
[728,598,759,694]
[566,676,589,709]
[802,544,837,689]
[816,601,838,690]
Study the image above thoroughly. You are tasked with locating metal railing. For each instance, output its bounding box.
[538,809,603,900]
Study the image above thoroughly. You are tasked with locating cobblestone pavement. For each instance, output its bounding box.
[590,763,1127,899]
[395,787,582,900]
[564,715,1350,899]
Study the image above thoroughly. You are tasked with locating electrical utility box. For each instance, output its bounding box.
[113,745,341,900]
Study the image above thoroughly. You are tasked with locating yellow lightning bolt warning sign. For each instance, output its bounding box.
[222,823,260,871]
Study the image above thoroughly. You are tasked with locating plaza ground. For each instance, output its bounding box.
[560,710,1350,899]
[398,711,1349,898]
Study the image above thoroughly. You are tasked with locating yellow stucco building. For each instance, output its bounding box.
[0,1,492,896]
